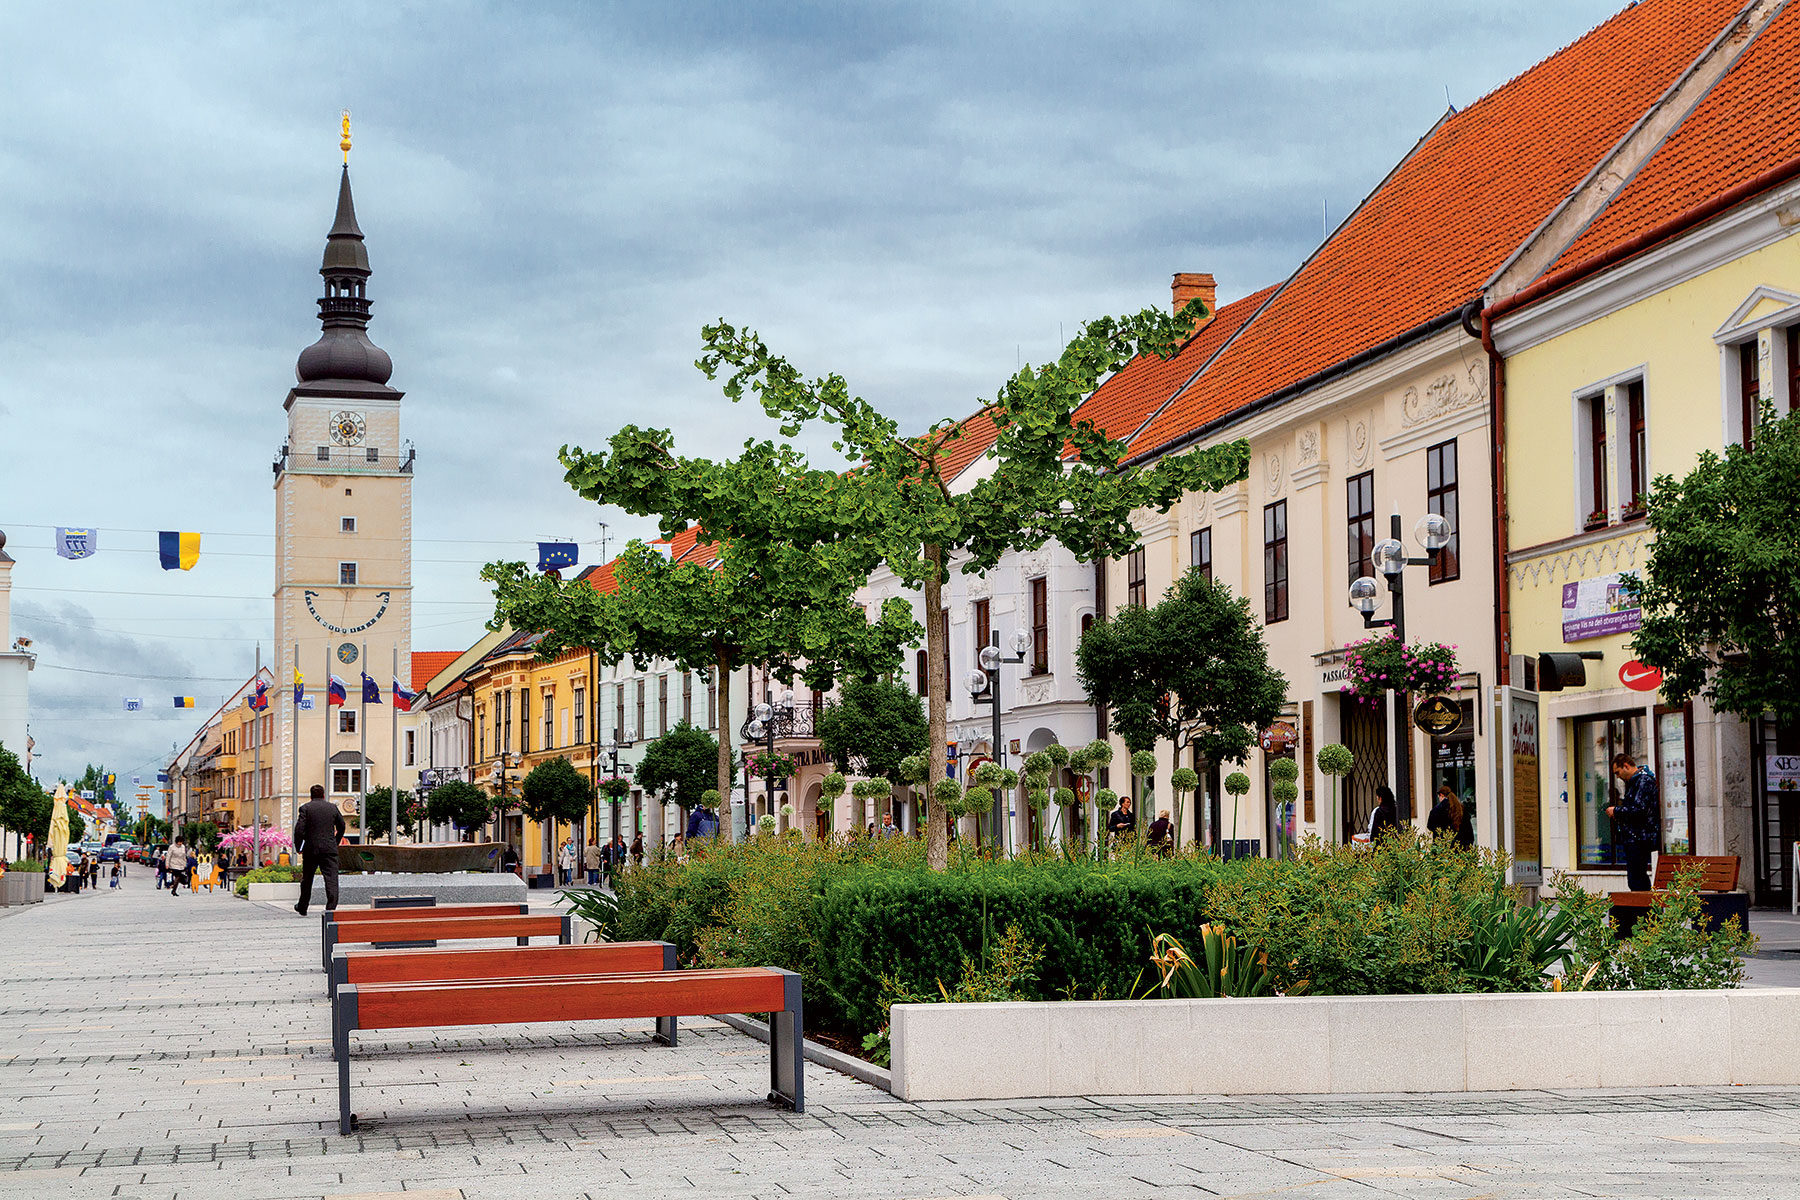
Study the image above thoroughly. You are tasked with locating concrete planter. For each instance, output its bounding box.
[889,988,1800,1101]
[0,871,45,906]
[245,882,301,901]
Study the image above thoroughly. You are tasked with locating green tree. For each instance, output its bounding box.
[635,722,728,817]
[0,743,50,854]
[424,779,495,842]
[1625,411,1800,723]
[178,820,218,852]
[519,756,596,837]
[486,538,915,810]
[815,677,930,784]
[363,786,424,841]
[557,305,1248,868]
[1077,567,1287,774]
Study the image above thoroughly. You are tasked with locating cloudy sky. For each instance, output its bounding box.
[0,0,1623,785]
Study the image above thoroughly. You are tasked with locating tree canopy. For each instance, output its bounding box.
[635,721,728,813]
[1077,568,1288,764]
[0,742,49,846]
[424,779,495,841]
[519,757,596,830]
[363,786,424,841]
[1626,410,1800,723]
[552,304,1249,867]
[815,677,930,783]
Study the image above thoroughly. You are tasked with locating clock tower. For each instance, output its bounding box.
[271,145,413,831]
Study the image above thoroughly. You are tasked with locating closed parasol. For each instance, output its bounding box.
[47,784,71,889]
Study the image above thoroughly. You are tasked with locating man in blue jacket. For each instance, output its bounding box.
[1606,752,1659,891]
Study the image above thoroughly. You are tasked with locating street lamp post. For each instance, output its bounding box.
[604,727,636,843]
[1348,511,1454,824]
[744,688,794,834]
[965,628,1031,856]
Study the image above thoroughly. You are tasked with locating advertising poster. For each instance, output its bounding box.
[1561,573,1642,642]
[1508,692,1542,885]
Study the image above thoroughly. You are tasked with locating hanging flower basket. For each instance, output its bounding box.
[746,750,799,780]
[1340,632,1459,704]
[599,776,631,801]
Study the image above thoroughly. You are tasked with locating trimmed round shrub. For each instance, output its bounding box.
[1224,772,1252,796]
[1045,743,1071,768]
[1317,743,1354,777]
[1026,788,1050,811]
[1053,787,1076,808]
[972,762,1004,789]
[1170,767,1200,792]
[1269,757,1300,783]
[1084,739,1114,767]
[1129,749,1158,777]
[822,772,848,799]
[1095,788,1119,812]
[1022,751,1053,776]
[1271,780,1300,805]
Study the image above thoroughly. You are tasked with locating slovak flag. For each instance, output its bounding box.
[361,673,381,704]
[327,675,347,707]
[392,678,418,712]
[249,680,269,711]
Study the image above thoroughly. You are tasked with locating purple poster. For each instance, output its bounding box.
[1561,573,1642,642]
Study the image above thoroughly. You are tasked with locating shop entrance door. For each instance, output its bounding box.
[1753,716,1800,905]
[1341,696,1388,841]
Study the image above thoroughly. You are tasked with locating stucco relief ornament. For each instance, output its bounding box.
[1020,551,1050,578]
[1351,421,1369,466]
[968,575,992,601]
[1401,363,1488,427]
[1298,430,1319,464]
[1019,679,1056,707]
[1266,454,1283,497]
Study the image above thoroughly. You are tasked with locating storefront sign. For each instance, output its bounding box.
[1618,660,1663,692]
[1561,573,1642,642]
[1260,721,1296,754]
[1412,695,1464,736]
[1508,692,1542,885]
[1768,754,1800,793]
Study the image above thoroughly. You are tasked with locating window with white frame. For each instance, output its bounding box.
[404,729,416,767]
[339,709,356,735]
[331,767,364,794]
[339,562,358,585]
[1726,325,1800,450]
[1573,373,1646,532]
[341,516,356,533]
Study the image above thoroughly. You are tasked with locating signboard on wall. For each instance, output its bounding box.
[1561,573,1642,642]
[1768,754,1800,793]
[1507,691,1542,885]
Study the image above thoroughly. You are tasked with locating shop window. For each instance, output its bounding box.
[1029,577,1049,675]
[1263,500,1288,623]
[1126,548,1147,609]
[1430,699,1477,841]
[1190,527,1212,582]
[1655,707,1693,855]
[1426,440,1460,582]
[1574,711,1647,868]
[1345,471,1374,587]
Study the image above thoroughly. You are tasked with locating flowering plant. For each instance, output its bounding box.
[1340,633,1459,704]
[747,750,799,779]
[598,776,631,800]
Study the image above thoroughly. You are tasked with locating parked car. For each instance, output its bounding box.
[122,843,144,862]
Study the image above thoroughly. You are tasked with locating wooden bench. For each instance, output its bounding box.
[333,967,803,1133]
[327,939,675,1000]
[323,913,571,969]
[1609,854,1748,935]
[319,903,531,970]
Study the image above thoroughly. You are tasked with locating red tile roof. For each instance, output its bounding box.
[1129,0,1745,460]
[410,651,460,692]
[1069,287,1278,450]
[1546,1,1800,277]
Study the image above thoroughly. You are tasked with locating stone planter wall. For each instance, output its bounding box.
[0,872,45,906]
[889,989,1800,1101]
[245,882,302,901]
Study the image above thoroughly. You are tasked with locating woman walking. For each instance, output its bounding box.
[1426,784,1474,848]
[165,839,190,897]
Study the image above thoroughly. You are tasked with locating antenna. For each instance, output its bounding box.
[1323,200,1328,242]
[596,521,610,564]
[1445,85,1456,113]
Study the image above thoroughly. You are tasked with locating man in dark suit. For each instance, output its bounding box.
[292,784,346,915]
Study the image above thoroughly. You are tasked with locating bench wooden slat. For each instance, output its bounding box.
[329,941,672,999]
[1650,854,1739,892]
[334,914,565,944]
[328,903,527,924]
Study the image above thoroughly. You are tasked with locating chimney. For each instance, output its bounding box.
[1171,272,1216,332]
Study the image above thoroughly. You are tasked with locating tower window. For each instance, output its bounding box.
[339,562,357,586]
[317,447,330,462]
[366,447,380,463]
[341,517,356,534]
[339,709,357,735]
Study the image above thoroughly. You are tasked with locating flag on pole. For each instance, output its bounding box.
[537,541,579,571]
[293,667,305,705]
[173,696,195,708]
[56,528,97,559]
[122,698,142,711]
[361,672,381,705]
[393,678,418,712]
[327,676,347,706]
[156,531,201,571]
[249,679,269,711]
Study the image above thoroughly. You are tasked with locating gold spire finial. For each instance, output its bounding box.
[340,110,352,163]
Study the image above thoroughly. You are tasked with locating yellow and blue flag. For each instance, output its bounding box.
[173,696,196,709]
[158,532,201,571]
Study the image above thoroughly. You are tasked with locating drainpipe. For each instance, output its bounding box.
[1462,298,1509,688]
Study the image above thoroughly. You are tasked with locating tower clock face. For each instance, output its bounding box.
[330,411,366,446]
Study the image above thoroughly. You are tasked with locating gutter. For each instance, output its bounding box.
[1124,308,1467,468]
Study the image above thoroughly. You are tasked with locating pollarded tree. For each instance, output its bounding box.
[363,786,424,841]
[815,677,930,784]
[1625,409,1800,724]
[561,304,1248,868]
[486,539,916,812]
[425,779,495,844]
[1077,567,1287,778]
[635,721,730,820]
[520,757,597,843]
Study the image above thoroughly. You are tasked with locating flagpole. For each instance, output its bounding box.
[390,644,399,847]
[291,643,300,866]
[323,642,332,842]
[252,643,262,871]
[359,642,369,843]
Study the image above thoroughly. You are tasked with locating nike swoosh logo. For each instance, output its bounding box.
[1620,666,1659,684]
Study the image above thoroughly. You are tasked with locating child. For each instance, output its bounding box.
[110,863,121,889]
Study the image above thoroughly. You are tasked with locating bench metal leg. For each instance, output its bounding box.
[768,969,803,1113]
[653,944,679,1045]
[560,914,573,944]
[335,987,357,1135]
[328,953,348,1002]
[321,917,338,973]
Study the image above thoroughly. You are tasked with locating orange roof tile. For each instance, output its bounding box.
[1546,2,1800,276]
[1068,287,1279,449]
[410,651,460,693]
[1129,0,1745,460]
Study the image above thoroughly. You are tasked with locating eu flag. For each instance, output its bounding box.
[361,673,381,704]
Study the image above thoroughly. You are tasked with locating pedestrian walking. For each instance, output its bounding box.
[153,847,167,889]
[109,862,121,889]
[1426,784,1474,848]
[1606,752,1659,891]
[558,838,575,886]
[292,783,346,915]
[1367,785,1400,841]
[1107,795,1138,846]
[630,832,644,867]
[584,840,600,885]
[607,834,626,884]
[165,839,189,897]
[1147,809,1174,855]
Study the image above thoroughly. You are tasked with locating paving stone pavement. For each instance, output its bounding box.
[4,872,1800,1199]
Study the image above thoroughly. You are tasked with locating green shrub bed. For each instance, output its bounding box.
[233,865,301,897]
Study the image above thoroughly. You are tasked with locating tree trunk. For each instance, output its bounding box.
[924,544,949,871]
[715,651,734,840]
